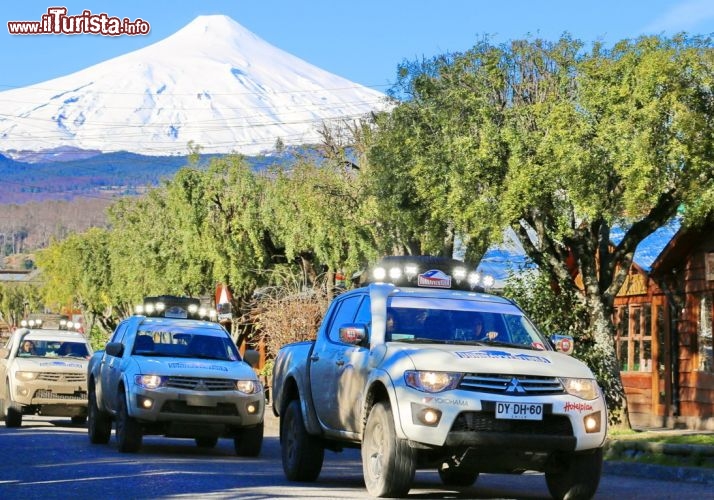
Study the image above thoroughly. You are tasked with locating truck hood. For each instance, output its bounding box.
[14,357,87,372]
[133,356,258,380]
[389,343,595,379]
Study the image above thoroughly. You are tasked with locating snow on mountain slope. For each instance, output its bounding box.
[0,15,390,156]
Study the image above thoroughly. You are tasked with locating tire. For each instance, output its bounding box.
[545,448,603,500]
[361,401,416,498]
[115,390,142,453]
[438,461,479,487]
[4,382,22,428]
[71,415,87,425]
[87,384,112,444]
[196,436,219,448]
[234,422,264,456]
[281,399,324,481]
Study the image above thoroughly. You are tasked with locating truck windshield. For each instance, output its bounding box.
[386,298,548,350]
[134,330,239,361]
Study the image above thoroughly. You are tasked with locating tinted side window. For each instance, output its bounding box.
[109,321,129,344]
[354,296,371,325]
[327,295,363,342]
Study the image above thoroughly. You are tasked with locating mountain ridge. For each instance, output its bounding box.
[0,15,389,157]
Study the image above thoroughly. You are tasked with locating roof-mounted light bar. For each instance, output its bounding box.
[20,318,44,329]
[366,256,495,292]
[134,295,218,321]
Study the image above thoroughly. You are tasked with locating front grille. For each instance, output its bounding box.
[459,373,563,395]
[165,376,235,391]
[451,410,573,437]
[34,389,87,400]
[160,401,238,416]
[37,372,86,383]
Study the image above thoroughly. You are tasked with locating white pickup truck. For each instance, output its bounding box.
[87,295,265,455]
[271,257,607,499]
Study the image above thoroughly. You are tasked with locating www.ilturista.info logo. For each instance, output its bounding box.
[7,7,150,36]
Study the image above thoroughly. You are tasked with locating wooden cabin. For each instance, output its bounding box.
[617,217,714,430]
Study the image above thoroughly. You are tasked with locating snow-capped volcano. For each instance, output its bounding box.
[0,15,389,156]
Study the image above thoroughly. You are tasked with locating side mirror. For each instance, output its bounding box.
[105,342,124,357]
[550,334,574,355]
[339,323,367,346]
[243,349,259,368]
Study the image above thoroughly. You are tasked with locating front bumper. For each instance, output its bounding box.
[394,386,607,452]
[128,385,265,428]
[13,376,88,414]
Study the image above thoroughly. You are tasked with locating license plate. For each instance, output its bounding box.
[183,395,217,407]
[495,401,543,420]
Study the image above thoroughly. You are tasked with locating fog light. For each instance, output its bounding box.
[246,402,258,414]
[583,411,601,433]
[423,409,440,424]
[136,395,154,409]
[18,387,29,397]
[411,403,442,427]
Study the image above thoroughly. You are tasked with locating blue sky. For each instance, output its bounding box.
[2,0,714,94]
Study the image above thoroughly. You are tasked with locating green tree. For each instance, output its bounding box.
[36,228,116,334]
[368,34,714,423]
[261,155,378,291]
[0,282,41,328]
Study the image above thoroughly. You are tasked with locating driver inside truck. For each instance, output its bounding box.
[19,340,37,356]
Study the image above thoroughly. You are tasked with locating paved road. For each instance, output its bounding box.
[0,415,712,499]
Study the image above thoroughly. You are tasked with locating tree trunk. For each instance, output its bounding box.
[586,293,629,427]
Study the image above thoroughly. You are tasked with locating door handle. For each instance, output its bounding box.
[310,355,319,362]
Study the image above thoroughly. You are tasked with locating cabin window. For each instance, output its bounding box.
[698,294,713,372]
[614,304,653,372]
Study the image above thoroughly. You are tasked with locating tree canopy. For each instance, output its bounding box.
[365,34,714,420]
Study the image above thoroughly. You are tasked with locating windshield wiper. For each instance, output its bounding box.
[396,337,448,344]
[481,340,536,350]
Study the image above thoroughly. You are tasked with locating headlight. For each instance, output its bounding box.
[561,377,599,400]
[16,371,38,381]
[236,380,261,394]
[134,374,163,389]
[404,371,461,393]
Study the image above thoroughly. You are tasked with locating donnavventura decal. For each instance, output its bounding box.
[167,362,228,371]
[455,349,551,364]
[38,361,84,368]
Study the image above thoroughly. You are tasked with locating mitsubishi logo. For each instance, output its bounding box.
[505,377,526,394]
[195,379,208,391]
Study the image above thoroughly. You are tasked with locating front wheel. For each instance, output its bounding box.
[115,390,142,453]
[362,401,416,498]
[545,448,603,500]
[87,384,112,444]
[4,381,22,428]
[281,399,324,481]
[234,422,264,456]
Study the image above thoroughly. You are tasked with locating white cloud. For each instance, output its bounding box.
[643,0,714,34]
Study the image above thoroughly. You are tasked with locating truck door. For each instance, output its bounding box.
[310,294,365,432]
[99,322,129,412]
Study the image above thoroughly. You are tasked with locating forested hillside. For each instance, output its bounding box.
[0,198,113,259]
[0,146,319,262]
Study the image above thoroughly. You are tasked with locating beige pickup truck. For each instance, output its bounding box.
[0,327,92,427]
